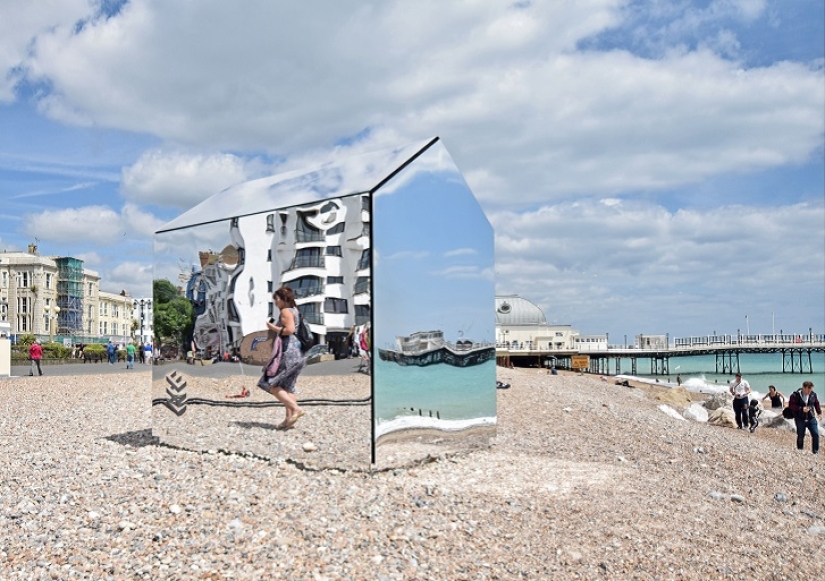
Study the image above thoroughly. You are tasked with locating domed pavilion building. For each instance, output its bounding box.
[495,295,578,367]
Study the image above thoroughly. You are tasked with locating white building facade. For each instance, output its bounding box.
[495,295,578,351]
[98,290,135,345]
[0,246,107,343]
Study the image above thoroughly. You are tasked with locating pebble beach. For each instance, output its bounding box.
[2,366,824,580]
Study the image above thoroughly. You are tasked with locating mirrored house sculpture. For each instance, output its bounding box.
[153,137,495,468]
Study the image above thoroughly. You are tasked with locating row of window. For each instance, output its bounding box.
[1,272,97,296]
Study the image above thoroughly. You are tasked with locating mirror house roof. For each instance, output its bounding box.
[157,137,439,233]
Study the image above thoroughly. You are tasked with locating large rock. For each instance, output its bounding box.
[683,403,709,422]
[761,413,798,433]
[658,404,686,421]
[708,407,737,428]
[653,387,692,408]
[704,392,733,411]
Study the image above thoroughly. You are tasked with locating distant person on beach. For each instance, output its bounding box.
[787,381,821,454]
[106,340,117,365]
[729,372,751,429]
[676,375,682,386]
[256,286,306,429]
[29,340,43,376]
[125,341,136,369]
[761,385,786,410]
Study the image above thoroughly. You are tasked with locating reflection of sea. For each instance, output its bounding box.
[374,358,496,437]
[620,353,825,396]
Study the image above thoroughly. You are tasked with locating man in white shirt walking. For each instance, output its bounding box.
[729,372,751,430]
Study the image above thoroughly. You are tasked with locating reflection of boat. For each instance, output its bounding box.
[378,330,495,368]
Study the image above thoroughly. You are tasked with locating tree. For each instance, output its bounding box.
[153,279,194,350]
[154,279,179,304]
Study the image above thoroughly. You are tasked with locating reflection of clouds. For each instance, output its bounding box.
[430,265,494,280]
[154,221,233,288]
[444,248,477,258]
[160,139,434,231]
[372,140,461,198]
[385,250,430,261]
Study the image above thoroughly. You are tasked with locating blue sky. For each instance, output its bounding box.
[0,0,822,341]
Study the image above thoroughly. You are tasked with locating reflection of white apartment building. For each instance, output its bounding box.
[190,194,371,358]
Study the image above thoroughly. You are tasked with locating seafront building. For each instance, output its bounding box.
[495,294,581,351]
[0,245,138,345]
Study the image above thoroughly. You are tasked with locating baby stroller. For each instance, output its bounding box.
[748,399,763,432]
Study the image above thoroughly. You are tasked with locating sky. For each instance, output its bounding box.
[0,0,823,342]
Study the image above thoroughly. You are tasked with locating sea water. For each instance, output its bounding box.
[617,351,825,398]
[373,357,497,437]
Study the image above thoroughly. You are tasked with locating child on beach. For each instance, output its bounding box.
[748,398,763,432]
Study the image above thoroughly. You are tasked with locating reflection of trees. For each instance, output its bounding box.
[153,279,194,351]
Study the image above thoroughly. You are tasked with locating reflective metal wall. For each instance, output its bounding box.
[152,194,373,469]
[152,137,495,469]
[372,141,496,467]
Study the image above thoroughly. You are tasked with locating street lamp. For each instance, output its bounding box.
[133,298,152,345]
[46,304,60,344]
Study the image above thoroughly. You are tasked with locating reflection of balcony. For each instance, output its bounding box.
[286,256,325,271]
[293,285,325,299]
[296,230,324,243]
[354,278,369,294]
[301,312,324,325]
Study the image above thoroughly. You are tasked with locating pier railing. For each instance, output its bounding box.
[495,334,824,375]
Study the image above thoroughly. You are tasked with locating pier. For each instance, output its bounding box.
[496,334,825,375]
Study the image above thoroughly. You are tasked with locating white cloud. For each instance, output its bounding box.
[120,150,254,209]
[4,0,818,209]
[430,265,495,280]
[0,0,89,102]
[105,261,154,296]
[492,199,824,335]
[444,248,478,258]
[385,250,430,262]
[23,203,165,244]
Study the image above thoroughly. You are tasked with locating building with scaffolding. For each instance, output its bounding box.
[0,245,124,344]
[55,257,84,339]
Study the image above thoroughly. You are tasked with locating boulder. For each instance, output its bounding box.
[654,386,692,408]
[704,392,732,411]
[761,413,798,433]
[683,403,709,422]
[707,407,737,428]
[658,404,686,421]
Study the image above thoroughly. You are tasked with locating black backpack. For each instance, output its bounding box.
[294,311,315,353]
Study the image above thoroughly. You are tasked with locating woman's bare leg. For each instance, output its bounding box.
[269,387,298,426]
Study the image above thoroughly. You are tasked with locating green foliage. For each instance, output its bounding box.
[42,342,71,359]
[154,295,194,348]
[18,334,36,347]
[83,344,106,356]
[154,279,180,305]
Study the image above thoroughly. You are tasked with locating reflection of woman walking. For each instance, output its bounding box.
[257,287,306,429]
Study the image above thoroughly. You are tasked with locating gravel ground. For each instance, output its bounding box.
[1,367,823,580]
